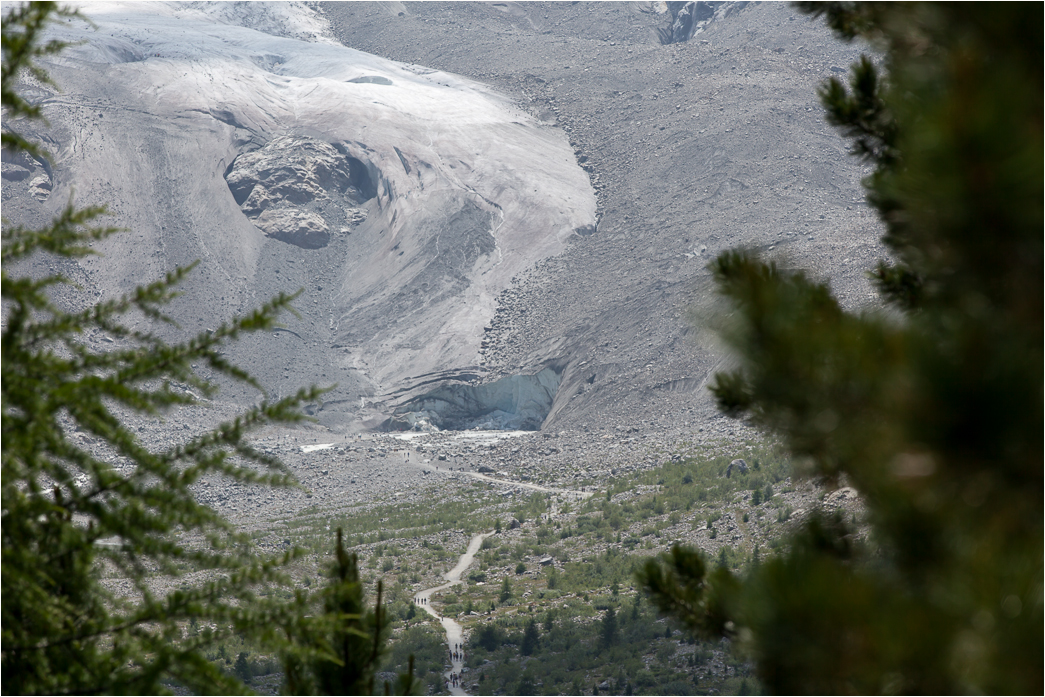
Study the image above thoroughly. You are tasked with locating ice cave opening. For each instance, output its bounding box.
[387,368,561,432]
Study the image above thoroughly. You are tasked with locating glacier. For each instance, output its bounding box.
[5,2,596,429]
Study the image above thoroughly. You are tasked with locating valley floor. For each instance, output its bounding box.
[138,411,863,695]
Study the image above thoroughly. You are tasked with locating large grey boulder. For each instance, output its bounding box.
[226,136,370,212]
[224,135,372,248]
[252,208,330,249]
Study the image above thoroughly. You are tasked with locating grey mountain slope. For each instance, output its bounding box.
[320,1,886,433]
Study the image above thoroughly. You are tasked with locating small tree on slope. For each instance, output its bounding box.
[282,528,417,696]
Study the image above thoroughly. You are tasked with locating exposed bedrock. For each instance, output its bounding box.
[388,367,562,432]
[660,1,747,44]
[223,135,373,248]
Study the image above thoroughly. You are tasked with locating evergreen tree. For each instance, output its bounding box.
[233,652,252,683]
[640,3,1041,694]
[499,577,512,603]
[599,607,618,649]
[281,529,417,695]
[521,618,539,657]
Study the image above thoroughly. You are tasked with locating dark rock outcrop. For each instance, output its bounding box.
[224,135,372,248]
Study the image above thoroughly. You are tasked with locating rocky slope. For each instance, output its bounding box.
[320,1,886,435]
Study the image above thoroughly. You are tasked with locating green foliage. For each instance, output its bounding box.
[605,445,790,506]
[0,7,417,695]
[285,492,493,550]
[639,546,739,641]
[499,577,512,603]
[233,652,251,682]
[599,607,618,649]
[644,3,1042,694]
[521,618,540,657]
[379,624,446,695]
[282,529,417,696]
[465,593,751,695]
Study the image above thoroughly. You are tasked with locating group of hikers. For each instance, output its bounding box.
[413,596,427,605]
[446,643,464,690]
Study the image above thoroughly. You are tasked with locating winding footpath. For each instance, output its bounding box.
[414,531,493,696]
[410,466,594,695]
[295,441,593,694]
[401,447,594,501]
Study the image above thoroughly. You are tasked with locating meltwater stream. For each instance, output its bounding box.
[414,532,494,696]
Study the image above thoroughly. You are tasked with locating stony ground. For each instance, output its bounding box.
[100,396,862,605]
[319,0,887,433]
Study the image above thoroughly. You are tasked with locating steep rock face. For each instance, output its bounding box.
[5,1,595,428]
[660,2,747,44]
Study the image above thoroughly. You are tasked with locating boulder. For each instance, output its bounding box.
[1,162,30,181]
[224,135,373,248]
[253,208,330,249]
[28,174,52,201]
[226,135,370,211]
[726,458,748,478]
[825,487,859,507]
